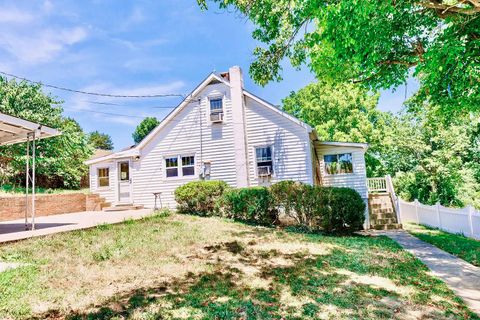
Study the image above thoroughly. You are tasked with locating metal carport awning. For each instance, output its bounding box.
[0,112,60,230]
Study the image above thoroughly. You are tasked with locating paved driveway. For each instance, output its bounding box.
[0,209,153,243]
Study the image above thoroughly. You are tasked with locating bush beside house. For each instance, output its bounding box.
[174,180,229,216]
[222,187,277,226]
[175,180,365,233]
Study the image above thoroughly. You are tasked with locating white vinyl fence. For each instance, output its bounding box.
[398,198,480,240]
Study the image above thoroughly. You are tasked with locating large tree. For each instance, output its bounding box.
[132,117,160,144]
[378,102,480,208]
[282,81,386,176]
[0,77,93,189]
[88,130,114,150]
[198,0,480,113]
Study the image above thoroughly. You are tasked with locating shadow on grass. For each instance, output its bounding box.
[34,229,478,320]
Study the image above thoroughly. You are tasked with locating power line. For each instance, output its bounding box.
[0,71,185,98]
[84,100,179,109]
[65,108,145,119]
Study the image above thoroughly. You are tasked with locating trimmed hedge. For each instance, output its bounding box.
[222,187,277,226]
[174,180,365,233]
[174,180,229,216]
[271,181,366,232]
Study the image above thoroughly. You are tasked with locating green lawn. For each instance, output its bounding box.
[405,223,480,267]
[0,213,478,319]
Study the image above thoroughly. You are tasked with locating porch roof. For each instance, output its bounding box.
[313,141,368,150]
[0,112,60,146]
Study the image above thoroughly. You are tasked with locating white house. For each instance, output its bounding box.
[85,66,368,210]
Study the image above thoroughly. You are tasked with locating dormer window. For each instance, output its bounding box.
[210,98,224,123]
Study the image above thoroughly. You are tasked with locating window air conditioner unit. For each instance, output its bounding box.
[257,166,272,177]
[210,112,224,123]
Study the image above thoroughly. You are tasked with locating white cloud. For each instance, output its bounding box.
[43,0,54,13]
[0,27,87,64]
[0,7,34,24]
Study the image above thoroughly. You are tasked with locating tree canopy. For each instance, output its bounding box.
[0,77,93,189]
[282,81,386,176]
[88,130,114,150]
[381,104,480,208]
[281,80,480,208]
[132,117,160,144]
[198,0,480,114]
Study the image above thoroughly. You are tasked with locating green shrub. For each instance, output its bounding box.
[270,181,365,233]
[316,187,366,233]
[222,187,277,226]
[270,180,304,217]
[174,180,229,216]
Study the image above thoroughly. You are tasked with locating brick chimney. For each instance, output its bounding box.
[229,66,249,187]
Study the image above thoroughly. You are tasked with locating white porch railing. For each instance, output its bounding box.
[367,177,388,193]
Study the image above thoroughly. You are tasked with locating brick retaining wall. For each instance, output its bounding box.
[0,193,105,222]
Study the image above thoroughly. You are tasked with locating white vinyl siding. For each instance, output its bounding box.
[130,83,237,209]
[244,96,313,186]
[316,145,368,199]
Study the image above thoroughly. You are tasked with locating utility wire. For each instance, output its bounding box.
[64,108,146,119]
[0,71,185,98]
[84,100,181,109]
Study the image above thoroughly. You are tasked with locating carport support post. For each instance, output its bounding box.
[25,133,30,230]
[31,130,36,230]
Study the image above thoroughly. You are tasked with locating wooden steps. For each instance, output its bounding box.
[369,193,402,230]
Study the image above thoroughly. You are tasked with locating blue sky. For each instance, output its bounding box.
[0,0,419,150]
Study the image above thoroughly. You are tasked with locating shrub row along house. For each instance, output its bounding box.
[85,66,368,218]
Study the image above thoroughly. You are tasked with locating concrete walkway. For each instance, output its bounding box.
[382,230,480,316]
[0,209,153,244]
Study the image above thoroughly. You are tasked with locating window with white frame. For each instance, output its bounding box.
[165,155,195,178]
[255,146,273,176]
[209,98,224,122]
[165,157,179,177]
[97,168,110,187]
[182,156,195,176]
[324,153,353,175]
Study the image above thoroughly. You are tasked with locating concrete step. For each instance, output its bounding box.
[371,208,395,214]
[371,213,396,219]
[371,223,402,230]
[371,218,398,225]
[103,204,144,212]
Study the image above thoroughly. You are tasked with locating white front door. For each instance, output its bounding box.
[117,160,132,204]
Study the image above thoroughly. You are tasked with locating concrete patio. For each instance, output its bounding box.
[0,208,153,244]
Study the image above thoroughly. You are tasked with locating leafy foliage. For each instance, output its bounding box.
[198,0,480,113]
[281,79,480,208]
[175,180,230,216]
[222,187,278,226]
[270,181,365,232]
[282,81,386,175]
[379,102,480,208]
[88,131,113,150]
[132,117,160,144]
[0,77,93,189]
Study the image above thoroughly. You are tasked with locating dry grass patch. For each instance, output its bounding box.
[0,213,478,319]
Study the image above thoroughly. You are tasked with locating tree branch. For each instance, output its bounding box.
[420,0,480,17]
